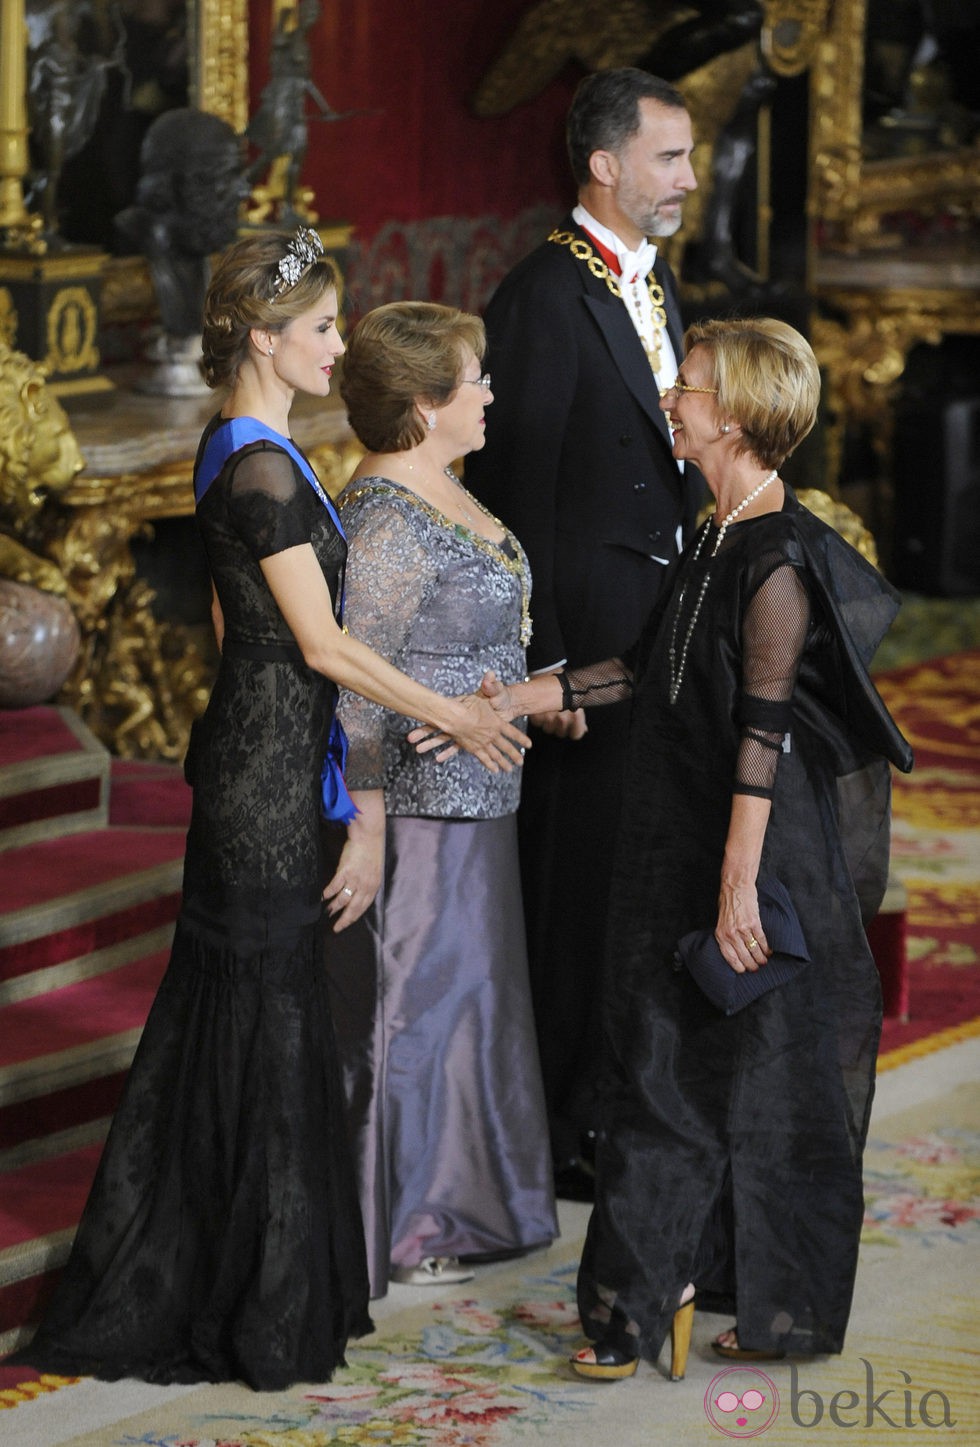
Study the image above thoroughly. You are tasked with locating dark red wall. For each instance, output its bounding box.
[247,1,580,239]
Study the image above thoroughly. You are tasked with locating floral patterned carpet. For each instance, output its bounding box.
[4,1042,979,1446]
[875,649,980,1062]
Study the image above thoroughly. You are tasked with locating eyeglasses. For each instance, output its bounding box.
[664,379,718,396]
[461,373,492,390]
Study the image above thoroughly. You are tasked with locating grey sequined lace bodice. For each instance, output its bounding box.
[338,477,531,819]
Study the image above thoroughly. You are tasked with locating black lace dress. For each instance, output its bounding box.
[15,420,372,1389]
[567,491,912,1363]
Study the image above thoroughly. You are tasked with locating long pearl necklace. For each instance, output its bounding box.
[668,470,778,705]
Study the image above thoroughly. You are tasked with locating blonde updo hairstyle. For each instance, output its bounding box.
[340,301,486,453]
[683,317,820,471]
[201,231,341,390]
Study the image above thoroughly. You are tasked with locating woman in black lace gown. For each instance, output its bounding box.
[13,230,528,1391]
[480,318,912,1381]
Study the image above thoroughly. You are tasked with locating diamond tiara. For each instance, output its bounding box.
[272,227,325,297]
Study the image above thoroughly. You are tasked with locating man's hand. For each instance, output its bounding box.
[530,708,588,739]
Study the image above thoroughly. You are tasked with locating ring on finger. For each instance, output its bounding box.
[342,886,354,897]
[747,936,758,949]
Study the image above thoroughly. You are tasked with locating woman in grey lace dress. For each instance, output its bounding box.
[324,302,557,1297]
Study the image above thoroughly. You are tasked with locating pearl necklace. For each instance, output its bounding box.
[668,470,778,705]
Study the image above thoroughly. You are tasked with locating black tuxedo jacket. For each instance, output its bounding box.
[466,216,703,670]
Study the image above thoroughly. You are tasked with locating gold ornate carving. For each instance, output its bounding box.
[471,0,668,117]
[50,506,211,761]
[100,256,157,327]
[796,489,878,567]
[45,286,100,376]
[809,0,979,248]
[306,437,364,499]
[0,287,16,346]
[812,282,980,496]
[194,0,251,133]
[0,337,83,588]
[43,465,211,758]
[761,1,832,78]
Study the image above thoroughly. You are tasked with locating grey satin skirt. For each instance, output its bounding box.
[325,813,557,1298]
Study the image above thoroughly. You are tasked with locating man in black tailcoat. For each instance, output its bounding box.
[466,68,703,1200]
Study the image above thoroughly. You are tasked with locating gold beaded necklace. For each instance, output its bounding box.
[549,227,668,375]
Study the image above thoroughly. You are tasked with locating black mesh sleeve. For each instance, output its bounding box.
[733,563,811,798]
[227,444,318,559]
[559,657,634,709]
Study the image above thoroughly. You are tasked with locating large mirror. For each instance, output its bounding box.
[810,0,978,251]
[24,0,248,253]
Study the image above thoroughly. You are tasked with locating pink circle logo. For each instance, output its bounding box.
[704,1366,780,1437]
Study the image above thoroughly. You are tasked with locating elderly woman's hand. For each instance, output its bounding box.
[410,682,530,770]
[715,879,772,974]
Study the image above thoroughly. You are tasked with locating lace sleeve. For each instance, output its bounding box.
[226,444,318,558]
[734,562,811,798]
[560,657,634,708]
[338,495,435,790]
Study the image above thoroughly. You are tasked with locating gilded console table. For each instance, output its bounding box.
[53,375,361,761]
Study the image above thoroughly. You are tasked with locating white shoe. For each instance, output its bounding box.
[390,1256,475,1286]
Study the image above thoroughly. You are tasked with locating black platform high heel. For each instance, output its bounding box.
[569,1338,639,1380]
[570,1286,695,1382]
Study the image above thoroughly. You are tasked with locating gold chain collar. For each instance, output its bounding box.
[549,228,668,375]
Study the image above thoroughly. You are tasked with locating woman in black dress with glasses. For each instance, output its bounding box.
[478,318,912,1381]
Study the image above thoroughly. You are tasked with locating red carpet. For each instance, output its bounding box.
[875,651,980,1063]
[0,708,86,769]
[0,715,190,1348]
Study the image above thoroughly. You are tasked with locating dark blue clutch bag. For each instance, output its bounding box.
[673,876,810,1015]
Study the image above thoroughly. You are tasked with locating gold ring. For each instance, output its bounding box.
[747,936,758,949]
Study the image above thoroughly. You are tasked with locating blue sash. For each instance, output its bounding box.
[194,416,358,825]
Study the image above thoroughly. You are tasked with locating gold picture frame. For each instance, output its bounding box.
[192,0,251,134]
[809,0,979,250]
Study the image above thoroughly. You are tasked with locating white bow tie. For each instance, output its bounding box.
[620,241,657,282]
